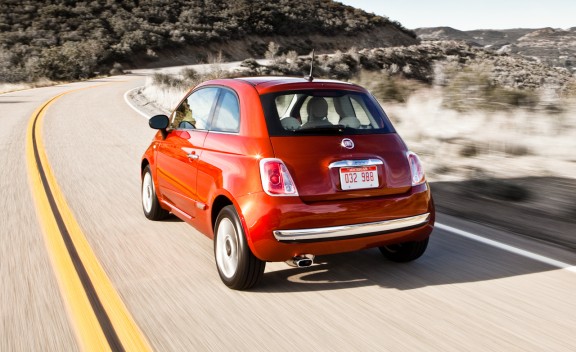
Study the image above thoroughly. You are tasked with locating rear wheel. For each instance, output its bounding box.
[379,238,429,262]
[214,205,265,290]
[142,166,169,220]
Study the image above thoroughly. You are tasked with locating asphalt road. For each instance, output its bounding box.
[2,75,576,351]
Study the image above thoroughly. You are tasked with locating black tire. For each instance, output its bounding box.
[141,165,169,220]
[379,237,429,262]
[214,205,265,290]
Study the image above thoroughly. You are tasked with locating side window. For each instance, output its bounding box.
[171,87,219,130]
[211,89,240,133]
[275,94,297,118]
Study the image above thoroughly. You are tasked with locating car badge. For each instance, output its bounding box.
[341,138,354,149]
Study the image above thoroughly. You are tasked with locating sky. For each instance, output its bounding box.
[337,0,576,31]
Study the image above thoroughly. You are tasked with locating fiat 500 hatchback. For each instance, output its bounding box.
[141,77,434,290]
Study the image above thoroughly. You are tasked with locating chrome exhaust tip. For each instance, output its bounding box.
[286,254,315,268]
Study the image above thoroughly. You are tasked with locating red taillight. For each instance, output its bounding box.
[407,152,426,186]
[259,158,298,196]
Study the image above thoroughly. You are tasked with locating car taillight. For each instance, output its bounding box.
[259,158,298,196]
[407,152,426,186]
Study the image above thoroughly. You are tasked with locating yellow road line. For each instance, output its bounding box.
[26,88,152,352]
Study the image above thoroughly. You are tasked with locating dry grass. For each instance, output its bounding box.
[139,54,244,112]
[385,88,576,181]
[0,78,56,94]
[139,79,187,114]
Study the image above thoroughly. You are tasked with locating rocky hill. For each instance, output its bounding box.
[0,0,417,82]
[415,27,576,70]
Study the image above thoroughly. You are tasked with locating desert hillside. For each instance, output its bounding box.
[415,26,576,69]
[0,0,417,82]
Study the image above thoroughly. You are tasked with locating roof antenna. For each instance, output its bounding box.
[305,49,315,82]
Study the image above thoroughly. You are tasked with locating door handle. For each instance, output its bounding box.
[187,153,199,160]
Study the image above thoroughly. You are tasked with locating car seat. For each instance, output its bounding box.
[334,97,361,128]
[301,97,332,128]
[280,117,301,131]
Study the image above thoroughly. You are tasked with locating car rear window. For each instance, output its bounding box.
[260,90,396,136]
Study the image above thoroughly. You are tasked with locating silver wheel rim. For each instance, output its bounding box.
[216,218,239,279]
[142,172,154,213]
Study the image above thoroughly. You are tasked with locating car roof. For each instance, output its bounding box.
[232,76,367,95]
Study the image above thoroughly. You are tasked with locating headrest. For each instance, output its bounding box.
[307,97,328,120]
[334,98,345,117]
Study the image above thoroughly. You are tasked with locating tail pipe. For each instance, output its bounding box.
[286,254,315,268]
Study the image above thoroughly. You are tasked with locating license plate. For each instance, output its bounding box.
[339,166,379,190]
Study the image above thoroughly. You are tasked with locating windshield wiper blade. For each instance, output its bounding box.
[294,124,350,133]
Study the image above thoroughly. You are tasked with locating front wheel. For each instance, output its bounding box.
[379,237,429,262]
[214,205,265,290]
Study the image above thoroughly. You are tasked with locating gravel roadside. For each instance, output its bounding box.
[432,177,576,250]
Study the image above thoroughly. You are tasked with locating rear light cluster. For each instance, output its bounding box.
[407,152,426,186]
[259,158,299,196]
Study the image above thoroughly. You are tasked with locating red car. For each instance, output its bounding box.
[141,77,434,290]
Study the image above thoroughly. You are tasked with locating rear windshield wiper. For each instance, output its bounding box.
[293,125,351,134]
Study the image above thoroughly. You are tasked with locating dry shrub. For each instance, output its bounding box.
[459,143,479,158]
[442,63,542,111]
[353,71,422,103]
[143,54,244,110]
[265,42,280,61]
[152,72,186,89]
[432,165,453,175]
[504,143,531,156]
[109,63,124,76]
[561,78,576,99]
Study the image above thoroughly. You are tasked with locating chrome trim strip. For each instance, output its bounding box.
[273,213,430,242]
[329,159,384,169]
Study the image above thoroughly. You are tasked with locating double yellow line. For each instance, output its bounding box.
[26,88,152,351]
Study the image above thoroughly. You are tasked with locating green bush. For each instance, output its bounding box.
[1,0,407,82]
[28,40,107,80]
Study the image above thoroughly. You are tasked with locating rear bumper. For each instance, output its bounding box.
[236,183,435,262]
[273,213,430,242]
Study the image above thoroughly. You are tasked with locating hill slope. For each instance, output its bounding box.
[415,26,576,69]
[0,0,417,82]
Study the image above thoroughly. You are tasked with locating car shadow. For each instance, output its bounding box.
[254,231,561,293]
[0,100,25,104]
[162,214,184,222]
[253,176,576,293]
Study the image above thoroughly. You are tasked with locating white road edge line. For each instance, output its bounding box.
[124,87,149,118]
[436,222,576,273]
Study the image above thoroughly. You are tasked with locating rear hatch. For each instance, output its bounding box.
[258,84,413,202]
[270,134,412,202]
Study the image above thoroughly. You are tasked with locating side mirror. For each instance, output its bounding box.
[149,114,169,139]
[149,114,169,129]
